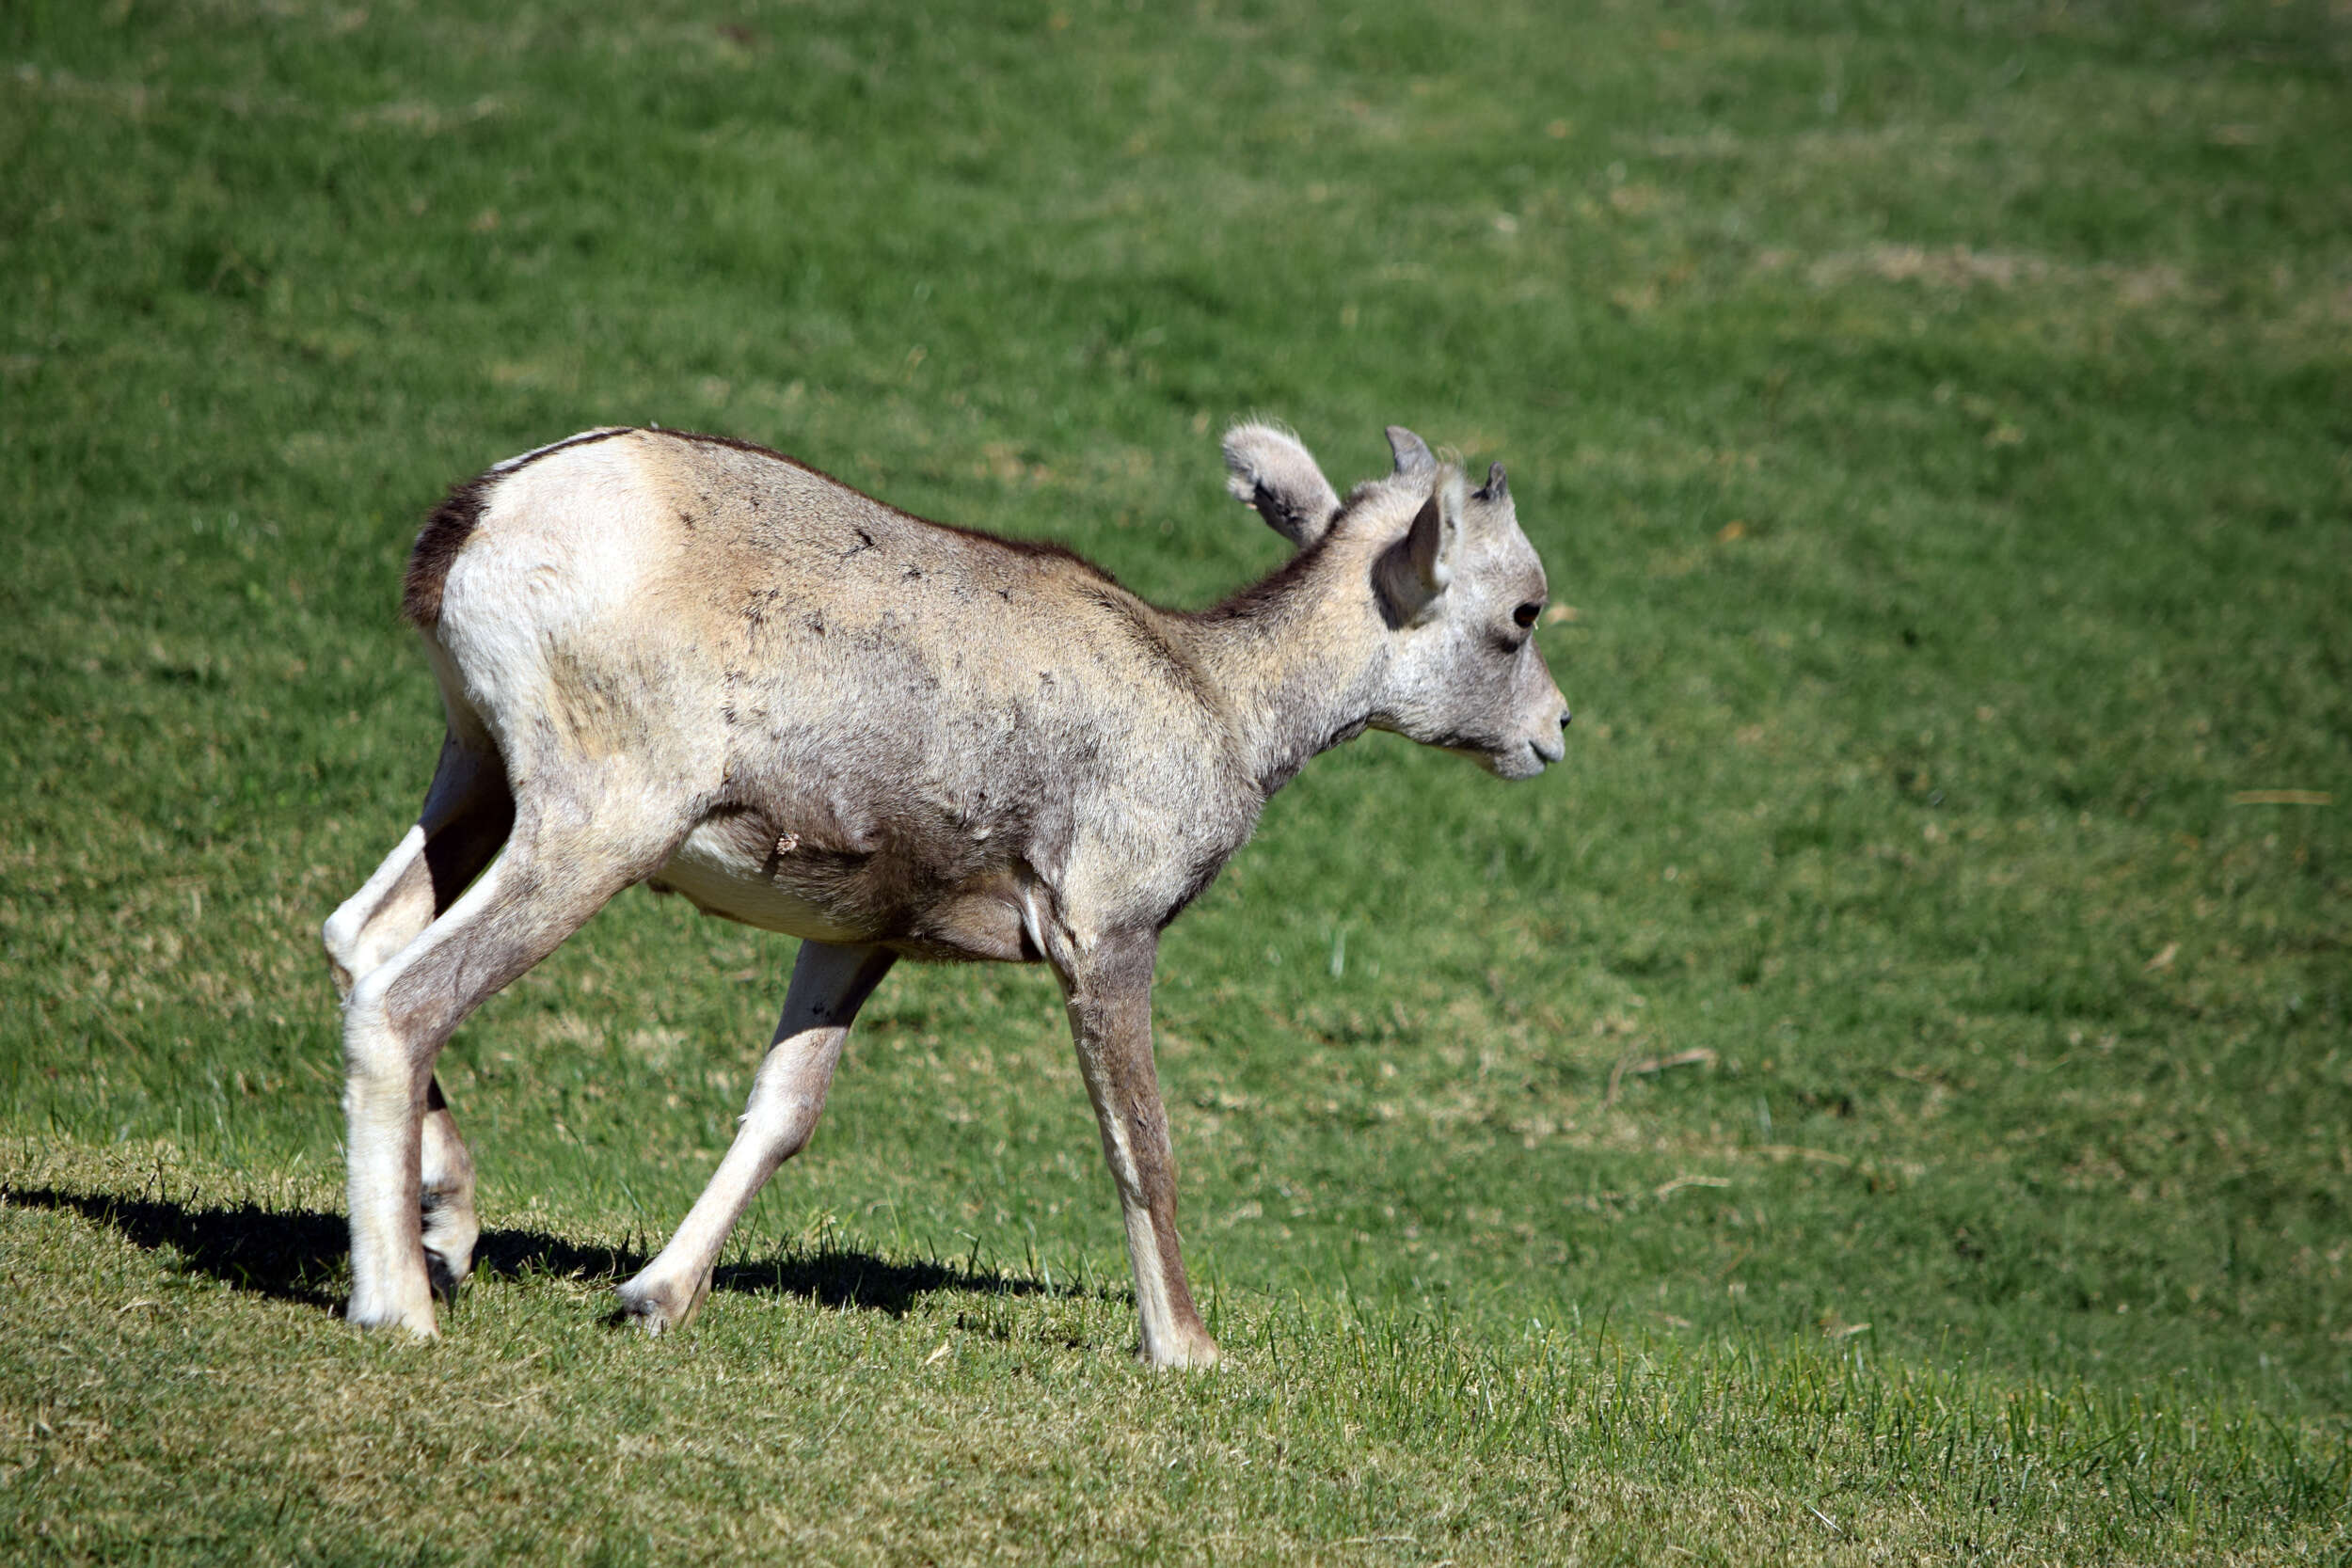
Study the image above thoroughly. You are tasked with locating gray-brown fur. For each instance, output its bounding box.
[326,420,1569,1366]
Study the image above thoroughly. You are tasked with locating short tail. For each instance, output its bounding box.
[402,428,637,627]
[403,475,494,629]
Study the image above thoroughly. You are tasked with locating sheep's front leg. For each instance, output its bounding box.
[616,941,898,1335]
[1057,931,1218,1369]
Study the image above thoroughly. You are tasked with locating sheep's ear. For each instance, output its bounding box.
[1222,420,1342,549]
[1474,461,1508,503]
[1386,425,1438,477]
[1375,471,1465,625]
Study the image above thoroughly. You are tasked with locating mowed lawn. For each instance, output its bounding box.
[3,0,2348,1560]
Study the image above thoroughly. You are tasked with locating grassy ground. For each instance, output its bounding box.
[4,0,2349,1560]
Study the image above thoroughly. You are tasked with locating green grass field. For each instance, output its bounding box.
[4,0,2348,1560]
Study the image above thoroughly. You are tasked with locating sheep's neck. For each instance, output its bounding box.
[1178,543,1387,798]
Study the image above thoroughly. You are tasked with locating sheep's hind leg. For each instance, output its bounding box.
[323,732,514,1296]
[617,941,898,1335]
[342,799,670,1337]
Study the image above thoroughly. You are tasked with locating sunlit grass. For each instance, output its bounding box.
[2,0,2346,1560]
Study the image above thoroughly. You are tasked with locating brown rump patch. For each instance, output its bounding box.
[403,475,493,627]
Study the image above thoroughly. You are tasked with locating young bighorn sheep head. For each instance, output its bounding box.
[1223,420,1571,779]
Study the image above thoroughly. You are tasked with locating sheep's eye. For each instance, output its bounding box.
[1513,602,1542,629]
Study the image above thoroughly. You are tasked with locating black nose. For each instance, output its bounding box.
[1560,711,1572,729]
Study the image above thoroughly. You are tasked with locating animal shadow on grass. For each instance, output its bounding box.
[2,1184,1071,1321]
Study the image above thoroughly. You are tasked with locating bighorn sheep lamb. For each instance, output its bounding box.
[324,420,1570,1368]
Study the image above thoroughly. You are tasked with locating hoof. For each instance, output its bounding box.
[419,1195,478,1304]
[613,1268,711,1337]
[422,1246,470,1304]
[345,1294,438,1338]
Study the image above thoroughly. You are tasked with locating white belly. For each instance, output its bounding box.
[647,821,873,941]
